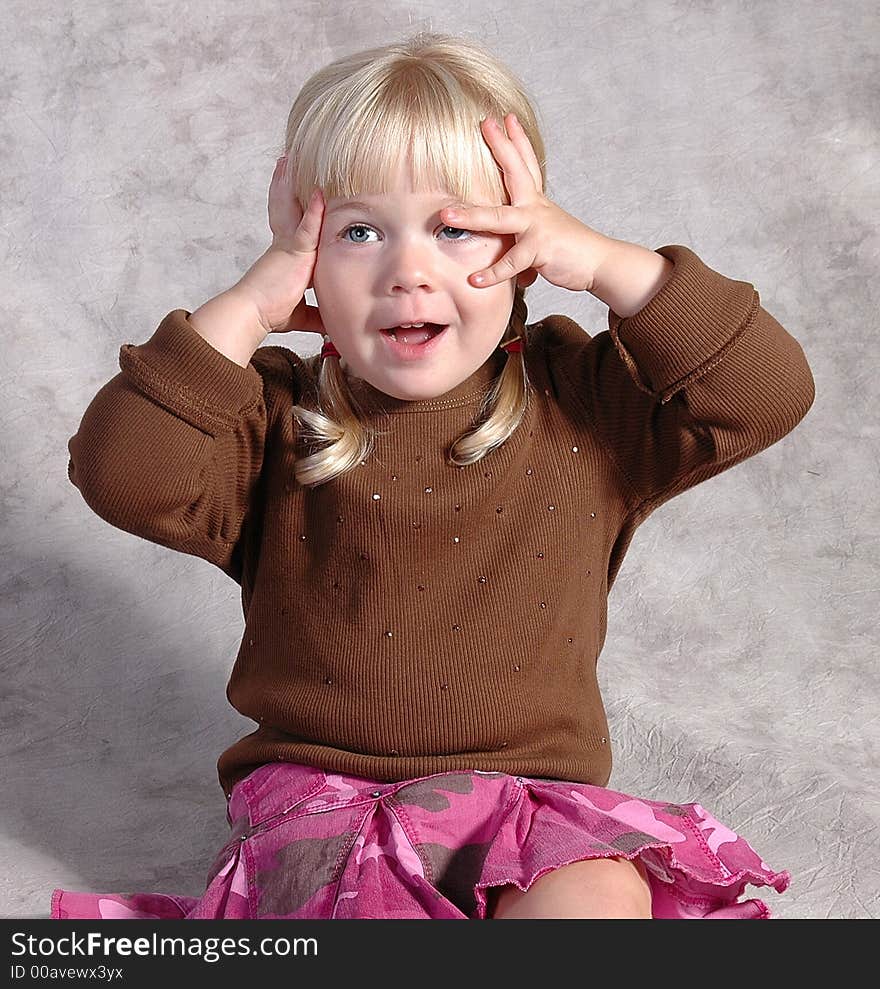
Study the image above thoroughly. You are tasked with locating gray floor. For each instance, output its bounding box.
[3,2,877,919]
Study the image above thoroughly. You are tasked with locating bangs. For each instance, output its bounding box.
[292,67,508,208]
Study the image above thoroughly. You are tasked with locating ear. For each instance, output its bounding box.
[516,268,539,289]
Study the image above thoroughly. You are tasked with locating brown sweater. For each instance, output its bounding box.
[67,244,815,798]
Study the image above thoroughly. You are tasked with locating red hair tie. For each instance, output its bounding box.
[321,339,341,359]
[499,336,523,353]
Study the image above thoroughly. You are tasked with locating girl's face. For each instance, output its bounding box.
[313,155,517,401]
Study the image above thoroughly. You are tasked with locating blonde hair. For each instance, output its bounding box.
[281,31,548,488]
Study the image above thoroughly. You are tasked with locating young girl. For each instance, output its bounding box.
[52,31,814,921]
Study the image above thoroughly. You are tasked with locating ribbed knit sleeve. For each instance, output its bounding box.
[67,308,298,582]
[547,243,816,524]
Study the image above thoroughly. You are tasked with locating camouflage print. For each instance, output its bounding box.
[51,762,790,920]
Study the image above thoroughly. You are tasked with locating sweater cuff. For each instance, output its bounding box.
[607,244,759,405]
[118,309,265,436]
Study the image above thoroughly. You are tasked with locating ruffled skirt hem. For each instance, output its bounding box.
[51,763,790,920]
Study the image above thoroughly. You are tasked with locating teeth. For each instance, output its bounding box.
[385,321,444,343]
[388,321,424,342]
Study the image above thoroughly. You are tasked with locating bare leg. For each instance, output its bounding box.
[488,855,652,919]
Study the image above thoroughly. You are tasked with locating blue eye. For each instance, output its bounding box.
[341,224,375,243]
[341,224,473,243]
[442,226,472,241]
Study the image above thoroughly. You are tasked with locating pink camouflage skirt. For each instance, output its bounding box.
[51,761,790,920]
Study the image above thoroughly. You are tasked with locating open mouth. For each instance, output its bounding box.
[380,323,447,345]
[378,323,450,360]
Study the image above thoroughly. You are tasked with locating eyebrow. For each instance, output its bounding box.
[326,201,373,215]
[326,199,463,216]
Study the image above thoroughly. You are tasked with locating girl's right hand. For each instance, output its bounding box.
[233,155,327,337]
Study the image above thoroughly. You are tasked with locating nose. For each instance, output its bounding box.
[382,239,439,293]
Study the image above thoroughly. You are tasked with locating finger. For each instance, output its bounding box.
[441,202,523,235]
[268,157,300,238]
[504,113,544,194]
[306,186,325,227]
[272,155,290,194]
[300,185,323,219]
[470,240,536,288]
[271,185,323,251]
[479,115,537,201]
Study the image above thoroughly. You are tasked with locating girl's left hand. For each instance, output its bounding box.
[442,114,615,294]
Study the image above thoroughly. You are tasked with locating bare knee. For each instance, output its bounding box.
[489,855,652,920]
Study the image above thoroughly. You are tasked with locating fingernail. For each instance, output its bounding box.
[444,209,460,221]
